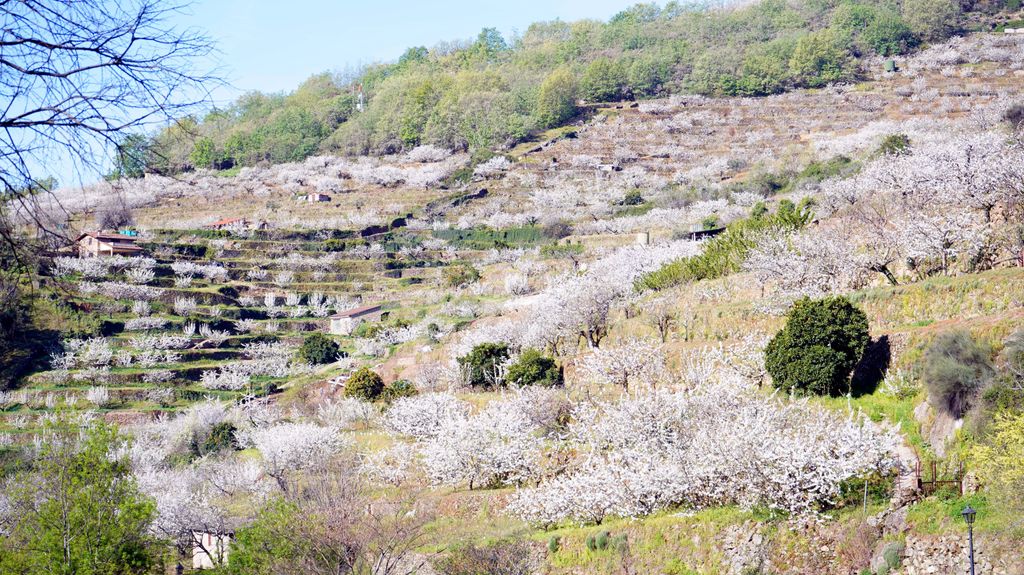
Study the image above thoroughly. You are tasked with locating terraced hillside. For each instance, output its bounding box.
[3,28,1024,575]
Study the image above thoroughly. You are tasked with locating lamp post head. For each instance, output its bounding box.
[961,505,977,525]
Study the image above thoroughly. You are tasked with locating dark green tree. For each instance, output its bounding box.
[765,296,870,396]
[344,367,385,401]
[506,349,563,387]
[298,333,341,365]
[0,417,157,575]
[380,379,419,403]
[458,343,511,388]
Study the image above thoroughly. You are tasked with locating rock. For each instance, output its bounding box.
[881,506,909,535]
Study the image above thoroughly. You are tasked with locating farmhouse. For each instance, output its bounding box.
[306,192,331,203]
[191,531,231,570]
[205,217,248,231]
[329,304,384,335]
[75,231,144,258]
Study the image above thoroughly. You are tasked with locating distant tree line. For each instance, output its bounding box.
[128,0,1004,175]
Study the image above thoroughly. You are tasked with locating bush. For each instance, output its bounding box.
[297,333,340,365]
[547,536,560,554]
[322,238,347,252]
[971,411,1024,518]
[1004,103,1024,131]
[620,189,645,206]
[878,133,911,156]
[443,263,481,288]
[344,367,385,401]
[541,220,573,240]
[194,422,238,458]
[458,342,510,388]
[380,379,418,403]
[506,349,563,387]
[765,296,870,396]
[922,331,993,418]
[435,540,535,575]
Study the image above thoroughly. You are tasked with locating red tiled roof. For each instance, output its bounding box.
[207,217,245,227]
[330,304,383,319]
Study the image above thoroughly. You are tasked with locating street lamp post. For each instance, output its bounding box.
[961,505,976,575]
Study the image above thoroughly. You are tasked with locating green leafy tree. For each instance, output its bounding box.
[788,29,852,88]
[506,348,563,387]
[443,262,481,288]
[298,333,341,365]
[902,0,961,41]
[627,56,665,97]
[862,12,916,56]
[0,417,157,575]
[736,38,796,96]
[580,58,626,102]
[536,68,578,128]
[458,343,511,388]
[344,367,385,400]
[110,133,150,179]
[765,296,870,396]
[189,136,218,169]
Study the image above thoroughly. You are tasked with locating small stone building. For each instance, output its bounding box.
[306,193,331,203]
[76,231,144,257]
[329,304,384,335]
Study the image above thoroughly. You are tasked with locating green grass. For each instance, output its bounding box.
[905,492,1019,536]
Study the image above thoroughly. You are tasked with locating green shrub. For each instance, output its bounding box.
[196,422,238,458]
[878,133,911,156]
[380,379,418,403]
[882,542,904,570]
[322,238,346,252]
[443,263,480,288]
[585,535,598,551]
[922,330,993,418]
[765,296,870,396]
[595,531,610,550]
[621,189,646,206]
[457,343,510,388]
[344,367,385,401]
[297,333,340,365]
[547,535,560,554]
[506,349,563,387]
[541,242,584,259]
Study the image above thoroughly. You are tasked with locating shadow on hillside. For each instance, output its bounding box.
[850,335,891,397]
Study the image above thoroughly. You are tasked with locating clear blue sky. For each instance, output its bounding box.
[173,0,631,104]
